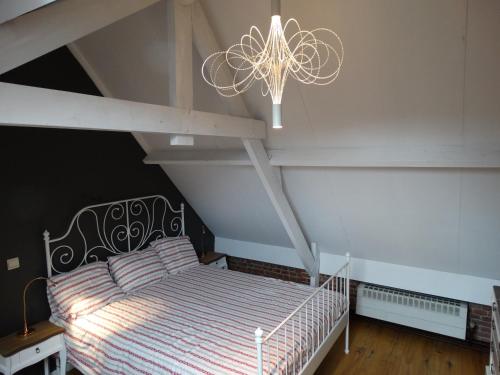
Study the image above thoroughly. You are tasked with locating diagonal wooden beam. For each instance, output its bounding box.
[0,0,160,75]
[143,147,500,168]
[0,83,266,139]
[243,139,318,277]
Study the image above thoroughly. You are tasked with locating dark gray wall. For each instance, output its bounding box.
[0,48,214,373]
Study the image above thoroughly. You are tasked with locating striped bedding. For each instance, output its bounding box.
[108,248,166,293]
[53,265,342,375]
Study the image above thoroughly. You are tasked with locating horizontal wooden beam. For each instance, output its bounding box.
[145,150,252,165]
[144,146,500,168]
[268,147,500,168]
[0,83,266,139]
[0,0,160,75]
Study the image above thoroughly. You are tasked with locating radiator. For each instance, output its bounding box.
[356,283,467,339]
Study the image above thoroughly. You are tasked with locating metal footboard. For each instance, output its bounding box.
[255,253,351,374]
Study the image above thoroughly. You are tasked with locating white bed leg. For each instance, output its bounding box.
[345,315,350,354]
[255,327,264,375]
[345,252,350,354]
[309,242,319,287]
[43,230,52,277]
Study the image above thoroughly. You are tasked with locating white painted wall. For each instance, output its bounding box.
[164,164,500,282]
[215,237,499,305]
[162,165,291,246]
[71,0,500,300]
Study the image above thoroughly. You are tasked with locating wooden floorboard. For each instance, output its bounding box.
[316,316,489,375]
[67,315,488,374]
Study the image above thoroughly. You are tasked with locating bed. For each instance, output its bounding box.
[44,195,350,375]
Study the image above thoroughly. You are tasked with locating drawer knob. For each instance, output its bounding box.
[36,347,40,354]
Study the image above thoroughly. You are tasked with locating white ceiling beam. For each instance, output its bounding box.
[0,83,266,139]
[0,0,160,75]
[192,1,251,118]
[167,0,194,146]
[145,150,252,166]
[144,146,500,168]
[268,147,500,168]
[243,139,317,277]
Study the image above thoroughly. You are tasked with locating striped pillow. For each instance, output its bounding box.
[48,261,125,320]
[151,236,199,274]
[108,248,165,293]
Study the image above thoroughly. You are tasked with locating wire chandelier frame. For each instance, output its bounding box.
[202,0,343,129]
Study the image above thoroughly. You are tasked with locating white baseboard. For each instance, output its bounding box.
[215,237,500,305]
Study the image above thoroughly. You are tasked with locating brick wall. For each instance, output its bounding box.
[227,256,359,307]
[226,255,491,343]
[469,303,492,343]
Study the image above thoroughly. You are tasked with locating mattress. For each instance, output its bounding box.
[53,265,342,375]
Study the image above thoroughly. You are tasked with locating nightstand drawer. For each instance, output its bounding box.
[14,335,62,370]
[209,257,228,270]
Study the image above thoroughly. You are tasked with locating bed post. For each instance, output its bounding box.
[309,241,319,287]
[180,203,185,236]
[345,252,350,354]
[43,230,51,278]
[255,327,263,375]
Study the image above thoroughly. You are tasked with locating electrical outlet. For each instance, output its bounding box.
[7,257,20,271]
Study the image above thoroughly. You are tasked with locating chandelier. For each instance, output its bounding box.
[202,0,343,129]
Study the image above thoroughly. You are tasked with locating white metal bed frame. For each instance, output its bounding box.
[43,195,350,374]
[255,254,350,375]
[43,195,185,277]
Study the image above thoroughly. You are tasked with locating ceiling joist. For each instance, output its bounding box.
[0,83,266,139]
[145,147,500,169]
[243,139,318,279]
[145,150,252,166]
[0,0,160,75]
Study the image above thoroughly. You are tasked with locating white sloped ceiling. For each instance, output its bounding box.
[71,0,500,280]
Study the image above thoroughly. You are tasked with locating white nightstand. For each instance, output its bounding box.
[0,321,66,375]
[200,252,228,270]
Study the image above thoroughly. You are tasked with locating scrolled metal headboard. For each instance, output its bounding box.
[44,195,185,277]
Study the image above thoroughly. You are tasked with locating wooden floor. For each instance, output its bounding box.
[316,316,489,375]
[68,316,488,375]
